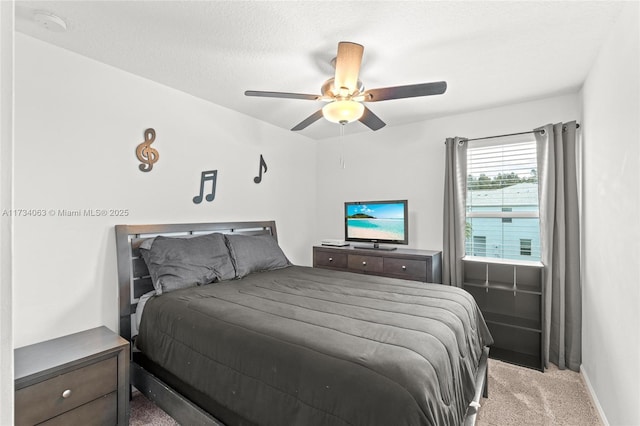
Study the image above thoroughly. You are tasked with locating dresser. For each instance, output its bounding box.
[313,245,442,283]
[14,326,130,426]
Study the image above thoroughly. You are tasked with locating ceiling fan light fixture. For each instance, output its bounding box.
[322,100,364,124]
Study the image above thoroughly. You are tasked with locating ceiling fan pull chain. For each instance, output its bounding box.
[340,123,346,169]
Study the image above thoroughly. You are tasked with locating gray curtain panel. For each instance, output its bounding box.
[442,137,467,287]
[535,121,581,371]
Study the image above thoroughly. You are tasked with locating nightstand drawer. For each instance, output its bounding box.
[384,258,428,281]
[40,392,117,426]
[15,357,117,425]
[348,254,383,273]
[314,250,348,268]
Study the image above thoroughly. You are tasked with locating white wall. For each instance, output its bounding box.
[13,34,317,348]
[315,94,580,250]
[0,2,14,424]
[580,3,640,425]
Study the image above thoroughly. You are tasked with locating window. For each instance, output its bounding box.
[472,236,487,257]
[465,137,541,261]
[501,207,512,224]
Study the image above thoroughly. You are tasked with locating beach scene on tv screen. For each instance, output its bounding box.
[346,203,405,241]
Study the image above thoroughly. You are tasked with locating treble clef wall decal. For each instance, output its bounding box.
[136,128,159,172]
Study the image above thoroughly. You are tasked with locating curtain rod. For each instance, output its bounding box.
[463,123,580,142]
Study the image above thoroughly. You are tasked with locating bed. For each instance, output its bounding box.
[115,221,492,426]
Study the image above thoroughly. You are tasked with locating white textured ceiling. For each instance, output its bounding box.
[15,1,625,140]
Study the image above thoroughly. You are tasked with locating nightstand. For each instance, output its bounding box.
[14,326,130,425]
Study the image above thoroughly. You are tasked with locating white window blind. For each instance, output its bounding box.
[465,137,541,261]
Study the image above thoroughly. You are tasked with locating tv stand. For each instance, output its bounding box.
[353,243,397,251]
[313,245,442,283]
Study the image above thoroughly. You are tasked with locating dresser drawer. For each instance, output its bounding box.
[40,392,117,426]
[15,357,118,425]
[314,250,348,269]
[384,257,428,281]
[348,254,384,273]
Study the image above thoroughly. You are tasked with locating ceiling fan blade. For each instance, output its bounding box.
[334,42,364,94]
[291,109,324,131]
[359,106,386,131]
[363,81,447,102]
[245,90,320,101]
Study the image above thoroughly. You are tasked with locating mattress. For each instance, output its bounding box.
[136,265,493,426]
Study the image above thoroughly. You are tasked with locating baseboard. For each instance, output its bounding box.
[580,364,609,426]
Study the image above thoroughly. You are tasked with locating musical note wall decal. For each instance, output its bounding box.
[253,154,268,184]
[193,170,218,204]
[136,128,159,172]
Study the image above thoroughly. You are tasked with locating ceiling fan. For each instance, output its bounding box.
[245,41,447,132]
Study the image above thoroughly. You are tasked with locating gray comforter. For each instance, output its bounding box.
[137,266,493,426]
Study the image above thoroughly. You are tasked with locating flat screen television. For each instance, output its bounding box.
[344,200,408,250]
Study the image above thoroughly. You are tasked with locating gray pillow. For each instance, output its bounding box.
[225,233,290,278]
[140,233,236,294]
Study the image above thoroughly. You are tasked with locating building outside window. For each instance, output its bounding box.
[465,136,541,261]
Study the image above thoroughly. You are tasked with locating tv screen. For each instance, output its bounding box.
[344,200,408,247]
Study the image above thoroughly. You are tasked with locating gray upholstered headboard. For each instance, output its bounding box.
[114,220,278,343]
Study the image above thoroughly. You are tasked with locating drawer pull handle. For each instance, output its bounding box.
[402,265,407,270]
[62,389,72,399]
[362,261,367,266]
[328,257,333,262]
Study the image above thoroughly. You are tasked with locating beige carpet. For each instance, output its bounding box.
[477,359,602,426]
[130,389,179,426]
[130,359,603,425]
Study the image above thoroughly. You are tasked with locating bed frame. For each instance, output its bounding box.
[115,220,489,426]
